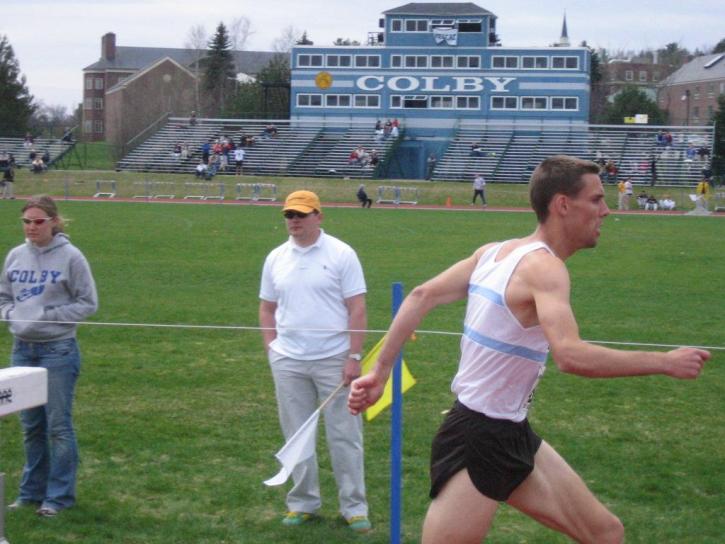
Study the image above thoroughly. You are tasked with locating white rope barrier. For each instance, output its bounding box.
[2,318,722,351]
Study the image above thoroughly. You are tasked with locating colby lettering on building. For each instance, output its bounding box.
[356,75,516,92]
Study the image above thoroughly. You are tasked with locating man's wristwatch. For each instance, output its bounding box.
[348,353,362,361]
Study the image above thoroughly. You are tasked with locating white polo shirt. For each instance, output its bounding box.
[260,229,366,361]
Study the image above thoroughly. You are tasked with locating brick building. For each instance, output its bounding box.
[657,52,725,125]
[604,59,671,102]
[82,32,277,144]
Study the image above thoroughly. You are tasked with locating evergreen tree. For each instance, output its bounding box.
[587,45,607,122]
[296,32,314,46]
[711,94,725,179]
[0,34,35,136]
[601,85,666,125]
[713,38,725,54]
[203,23,235,115]
[225,55,290,119]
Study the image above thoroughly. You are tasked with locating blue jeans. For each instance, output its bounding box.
[11,337,81,510]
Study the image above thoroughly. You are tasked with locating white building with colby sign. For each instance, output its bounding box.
[289,2,591,175]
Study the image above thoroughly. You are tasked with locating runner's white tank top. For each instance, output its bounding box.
[452,241,553,422]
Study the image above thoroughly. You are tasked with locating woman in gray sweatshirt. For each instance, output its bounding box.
[1,195,98,517]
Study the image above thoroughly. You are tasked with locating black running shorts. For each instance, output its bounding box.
[429,400,542,502]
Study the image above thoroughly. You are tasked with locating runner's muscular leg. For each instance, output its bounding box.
[422,469,499,544]
[506,441,624,543]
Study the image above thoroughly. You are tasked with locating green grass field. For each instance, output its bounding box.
[0,199,722,543]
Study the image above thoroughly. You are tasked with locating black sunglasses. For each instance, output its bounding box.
[283,210,314,219]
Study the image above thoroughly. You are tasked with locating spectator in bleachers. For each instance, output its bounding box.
[31,157,45,174]
[234,147,245,176]
[349,146,366,166]
[649,155,658,186]
[201,140,211,165]
[207,154,220,178]
[263,124,278,138]
[181,143,190,160]
[357,184,372,208]
[28,148,37,163]
[61,128,73,143]
[697,146,710,161]
[390,123,399,138]
[659,194,676,210]
[470,142,486,157]
[655,130,665,147]
[392,118,400,129]
[685,144,697,161]
[189,111,197,126]
[644,194,659,211]
[172,143,182,161]
[426,153,437,180]
[374,120,382,131]
[604,160,618,184]
[195,160,208,179]
[368,150,379,168]
[41,150,51,168]
[23,132,34,148]
[383,119,392,137]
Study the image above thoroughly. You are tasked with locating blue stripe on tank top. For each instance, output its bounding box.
[463,325,548,364]
[468,284,504,306]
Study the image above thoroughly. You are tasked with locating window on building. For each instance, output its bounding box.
[492,56,518,69]
[94,78,104,90]
[405,19,428,32]
[391,95,428,108]
[551,97,578,110]
[694,86,700,99]
[491,96,518,110]
[625,70,633,81]
[85,77,93,90]
[391,19,402,32]
[456,96,480,109]
[457,56,480,68]
[83,98,93,110]
[639,70,648,82]
[355,55,381,68]
[298,54,323,67]
[653,72,659,81]
[552,57,579,69]
[94,98,104,110]
[404,55,428,68]
[431,55,455,68]
[522,56,548,69]
[391,55,402,68]
[707,83,715,97]
[707,105,714,117]
[325,94,351,107]
[458,19,482,33]
[326,55,352,67]
[354,95,380,108]
[83,120,93,133]
[693,106,699,120]
[521,97,548,109]
[430,96,454,109]
[94,120,103,133]
[430,19,455,29]
[297,94,323,107]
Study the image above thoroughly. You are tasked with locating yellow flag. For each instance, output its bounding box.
[361,336,416,421]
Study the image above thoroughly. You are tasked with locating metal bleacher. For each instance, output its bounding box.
[432,122,714,186]
[0,137,75,170]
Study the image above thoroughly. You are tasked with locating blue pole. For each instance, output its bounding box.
[390,282,404,544]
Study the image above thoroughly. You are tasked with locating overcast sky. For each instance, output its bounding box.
[2,0,724,112]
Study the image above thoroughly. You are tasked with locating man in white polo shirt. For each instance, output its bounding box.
[259,190,371,533]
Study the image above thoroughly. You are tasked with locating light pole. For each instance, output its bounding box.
[681,89,691,126]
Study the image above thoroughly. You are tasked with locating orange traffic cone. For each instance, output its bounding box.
[445,196,452,208]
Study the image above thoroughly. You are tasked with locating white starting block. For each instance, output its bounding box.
[1,367,47,544]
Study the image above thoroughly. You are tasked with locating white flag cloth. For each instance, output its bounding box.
[264,382,344,487]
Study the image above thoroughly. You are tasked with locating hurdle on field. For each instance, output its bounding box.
[376,186,419,205]
[93,180,117,198]
[236,183,277,201]
[184,182,225,200]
